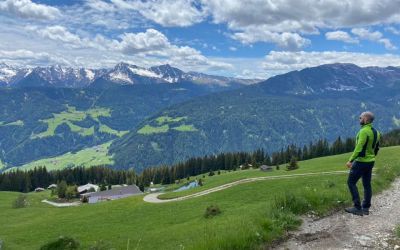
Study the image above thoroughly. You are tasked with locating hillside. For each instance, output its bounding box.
[0,146,399,249]
[0,84,215,169]
[111,64,400,170]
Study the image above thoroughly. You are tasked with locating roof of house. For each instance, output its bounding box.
[82,185,142,198]
[78,183,99,193]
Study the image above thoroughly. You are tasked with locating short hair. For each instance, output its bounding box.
[360,111,375,123]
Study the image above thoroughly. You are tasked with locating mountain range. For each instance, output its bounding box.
[0,62,258,89]
[1,62,400,172]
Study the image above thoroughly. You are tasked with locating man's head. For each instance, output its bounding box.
[359,111,375,125]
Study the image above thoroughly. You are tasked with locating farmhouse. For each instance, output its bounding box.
[260,165,273,172]
[81,185,142,204]
[47,184,57,189]
[35,187,45,192]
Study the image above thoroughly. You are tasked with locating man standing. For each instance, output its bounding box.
[345,111,380,216]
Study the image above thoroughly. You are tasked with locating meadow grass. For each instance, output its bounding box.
[99,124,129,137]
[0,146,399,250]
[31,106,112,138]
[155,115,187,125]
[172,124,198,132]
[8,142,113,171]
[0,120,24,127]
[158,149,374,199]
[137,124,169,135]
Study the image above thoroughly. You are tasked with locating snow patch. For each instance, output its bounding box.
[129,67,159,78]
[110,72,133,84]
[85,69,95,81]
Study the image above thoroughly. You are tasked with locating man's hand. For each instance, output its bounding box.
[346,161,352,168]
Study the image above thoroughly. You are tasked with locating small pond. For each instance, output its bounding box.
[173,181,199,192]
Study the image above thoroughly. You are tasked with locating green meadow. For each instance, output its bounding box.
[138,115,198,135]
[7,142,113,172]
[0,146,399,250]
[31,105,123,139]
[0,120,24,127]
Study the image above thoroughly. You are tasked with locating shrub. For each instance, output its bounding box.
[198,179,203,186]
[12,194,28,209]
[57,181,67,199]
[65,186,78,200]
[204,205,221,218]
[40,236,80,250]
[208,171,215,177]
[286,157,299,171]
[396,225,400,238]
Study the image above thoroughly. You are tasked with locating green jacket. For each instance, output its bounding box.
[349,123,380,163]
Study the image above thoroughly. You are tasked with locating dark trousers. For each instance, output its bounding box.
[347,161,374,209]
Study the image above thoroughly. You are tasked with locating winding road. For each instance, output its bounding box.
[143,170,349,203]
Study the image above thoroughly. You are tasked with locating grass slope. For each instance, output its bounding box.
[7,142,113,172]
[0,146,399,250]
[31,105,112,139]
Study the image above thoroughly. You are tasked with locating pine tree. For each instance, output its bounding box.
[286,157,299,171]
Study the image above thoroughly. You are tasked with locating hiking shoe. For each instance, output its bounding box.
[345,207,363,216]
[362,208,369,215]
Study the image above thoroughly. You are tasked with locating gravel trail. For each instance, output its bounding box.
[274,178,400,250]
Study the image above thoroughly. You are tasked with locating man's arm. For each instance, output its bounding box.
[348,130,367,163]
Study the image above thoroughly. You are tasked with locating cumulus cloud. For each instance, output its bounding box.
[113,29,232,70]
[30,26,83,47]
[198,0,400,48]
[0,0,60,20]
[100,0,206,27]
[202,0,400,31]
[0,49,69,65]
[351,28,397,50]
[232,27,310,50]
[116,29,170,54]
[325,31,358,44]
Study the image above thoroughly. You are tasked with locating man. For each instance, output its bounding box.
[345,111,380,216]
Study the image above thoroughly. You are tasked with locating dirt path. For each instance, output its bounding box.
[143,170,349,203]
[274,178,400,250]
[42,199,81,207]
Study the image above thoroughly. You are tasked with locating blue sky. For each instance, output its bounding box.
[1,0,400,79]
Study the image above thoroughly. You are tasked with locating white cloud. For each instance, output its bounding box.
[31,26,83,47]
[109,0,206,27]
[0,49,69,65]
[0,0,60,20]
[199,0,400,48]
[202,0,400,31]
[229,46,237,51]
[325,31,358,44]
[385,26,400,35]
[351,28,397,50]
[116,29,170,54]
[232,27,310,50]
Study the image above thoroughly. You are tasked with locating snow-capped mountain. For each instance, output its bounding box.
[93,62,259,89]
[101,62,165,85]
[0,63,32,86]
[16,65,107,88]
[0,62,259,88]
[150,64,185,83]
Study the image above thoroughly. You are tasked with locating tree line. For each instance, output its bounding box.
[0,166,136,193]
[1,129,399,192]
